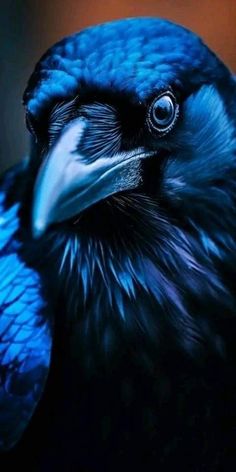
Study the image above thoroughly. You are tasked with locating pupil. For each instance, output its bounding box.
[153,96,174,125]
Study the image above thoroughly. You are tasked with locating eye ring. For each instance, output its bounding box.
[147,91,179,136]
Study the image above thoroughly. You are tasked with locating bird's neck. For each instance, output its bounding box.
[26,210,234,373]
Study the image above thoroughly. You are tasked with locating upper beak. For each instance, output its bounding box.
[32,118,152,238]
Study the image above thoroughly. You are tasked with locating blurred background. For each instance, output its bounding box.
[1,0,236,172]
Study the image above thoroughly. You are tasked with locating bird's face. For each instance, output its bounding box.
[28,82,235,241]
[31,88,180,237]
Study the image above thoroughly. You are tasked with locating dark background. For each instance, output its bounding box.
[1,0,236,172]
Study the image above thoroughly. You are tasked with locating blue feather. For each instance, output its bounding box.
[0,167,53,451]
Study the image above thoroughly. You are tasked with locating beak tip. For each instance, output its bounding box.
[32,219,47,239]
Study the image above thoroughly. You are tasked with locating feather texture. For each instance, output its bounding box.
[0,166,52,451]
[1,17,236,471]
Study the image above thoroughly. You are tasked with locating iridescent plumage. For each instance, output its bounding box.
[1,17,236,471]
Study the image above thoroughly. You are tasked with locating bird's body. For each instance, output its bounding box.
[1,17,236,470]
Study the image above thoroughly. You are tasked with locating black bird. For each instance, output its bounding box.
[1,17,236,471]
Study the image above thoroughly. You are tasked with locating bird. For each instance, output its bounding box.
[1,16,236,471]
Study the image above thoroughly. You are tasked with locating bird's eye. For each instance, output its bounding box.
[147,92,179,136]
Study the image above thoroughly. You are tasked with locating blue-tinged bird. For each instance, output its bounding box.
[1,17,236,471]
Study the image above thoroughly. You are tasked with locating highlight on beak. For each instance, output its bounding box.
[32,117,154,238]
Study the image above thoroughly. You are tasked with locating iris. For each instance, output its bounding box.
[148,92,178,135]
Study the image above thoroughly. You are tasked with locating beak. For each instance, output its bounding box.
[32,118,152,238]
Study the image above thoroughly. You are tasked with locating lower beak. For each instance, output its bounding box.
[32,118,152,238]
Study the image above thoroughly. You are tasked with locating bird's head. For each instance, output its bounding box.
[20,18,236,360]
[23,17,236,242]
